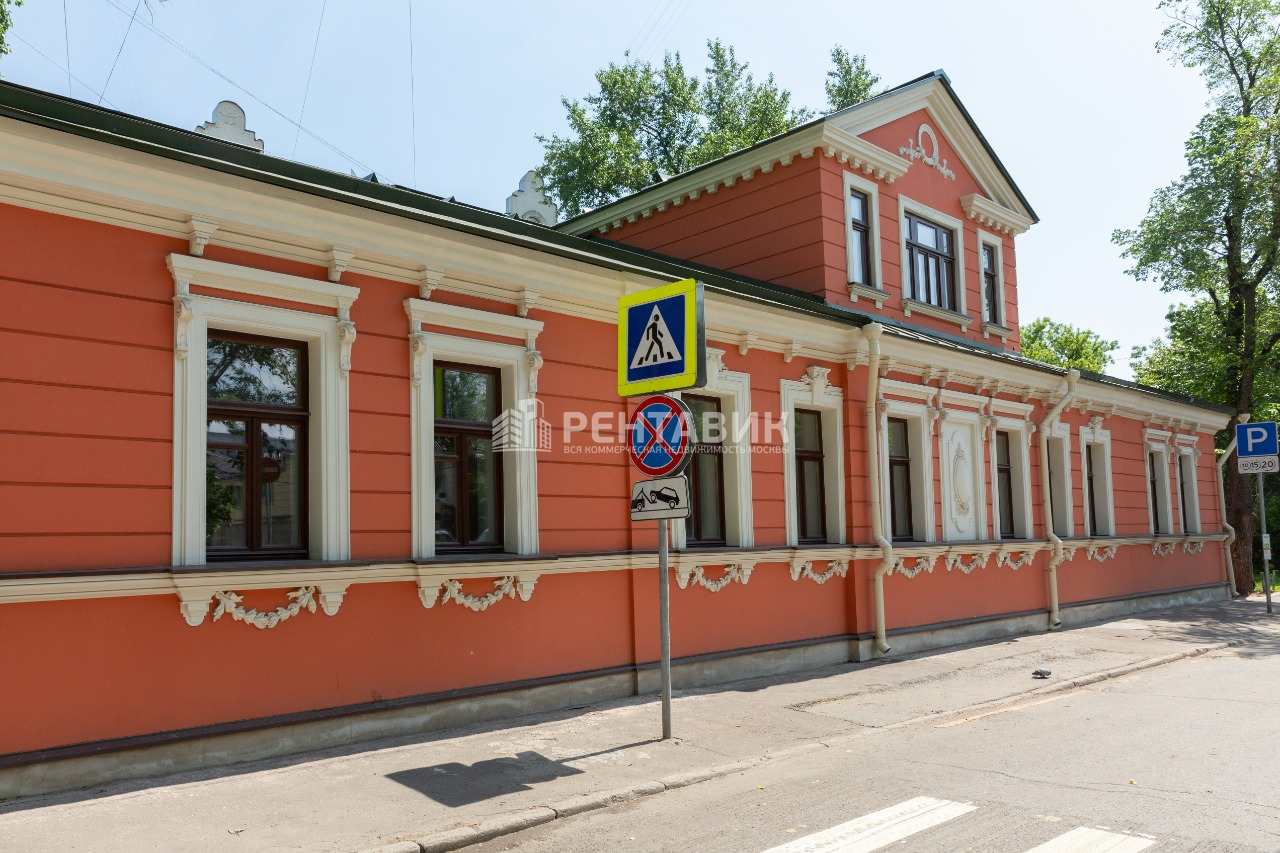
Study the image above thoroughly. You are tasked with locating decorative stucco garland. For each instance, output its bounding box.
[944,552,988,574]
[211,586,317,629]
[789,559,848,584]
[996,550,1037,570]
[1152,542,1178,557]
[1182,540,1205,555]
[1087,544,1118,563]
[678,564,753,592]
[439,577,519,611]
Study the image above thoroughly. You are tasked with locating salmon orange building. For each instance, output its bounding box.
[0,72,1234,796]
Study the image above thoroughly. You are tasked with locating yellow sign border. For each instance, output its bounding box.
[617,278,701,396]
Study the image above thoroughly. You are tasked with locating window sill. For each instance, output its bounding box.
[982,321,1012,342]
[847,282,888,308]
[902,299,971,330]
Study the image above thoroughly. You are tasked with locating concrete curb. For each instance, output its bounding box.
[356,640,1242,853]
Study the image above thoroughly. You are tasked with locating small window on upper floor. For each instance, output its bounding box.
[906,212,957,312]
[982,243,1001,325]
[848,188,872,288]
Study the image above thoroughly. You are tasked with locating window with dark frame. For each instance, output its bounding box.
[887,417,914,541]
[905,212,957,312]
[794,409,827,544]
[206,333,308,561]
[996,431,1015,539]
[684,395,726,546]
[434,363,503,552]
[1178,455,1190,533]
[1149,451,1163,535]
[848,188,873,287]
[1086,443,1100,536]
[982,243,1001,324]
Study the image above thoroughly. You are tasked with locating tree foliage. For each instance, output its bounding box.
[1114,0,1280,594]
[0,0,23,60]
[1020,317,1119,372]
[538,41,877,219]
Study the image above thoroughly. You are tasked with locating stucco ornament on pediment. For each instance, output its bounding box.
[899,123,955,181]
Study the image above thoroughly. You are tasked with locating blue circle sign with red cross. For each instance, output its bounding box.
[627,394,694,477]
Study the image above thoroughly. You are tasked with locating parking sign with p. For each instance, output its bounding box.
[1236,421,1279,473]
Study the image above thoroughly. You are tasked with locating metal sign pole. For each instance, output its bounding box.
[658,519,673,739]
[1260,472,1273,615]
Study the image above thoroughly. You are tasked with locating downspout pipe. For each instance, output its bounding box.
[863,323,893,656]
[1217,413,1247,596]
[1038,369,1080,628]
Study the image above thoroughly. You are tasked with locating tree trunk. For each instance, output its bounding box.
[1226,462,1256,596]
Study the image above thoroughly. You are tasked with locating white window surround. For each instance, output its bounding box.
[168,253,358,566]
[1077,422,1117,537]
[937,405,988,542]
[1175,437,1202,534]
[1144,429,1176,535]
[671,348,754,549]
[1045,421,1074,538]
[781,366,846,547]
[878,381,937,543]
[843,170,886,307]
[898,194,968,328]
[406,298,543,559]
[976,228,1011,342]
[990,417,1034,540]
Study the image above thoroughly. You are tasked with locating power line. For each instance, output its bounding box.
[98,0,381,178]
[408,0,417,188]
[99,0,141,105]
[625,0,665,58]
[292,0,328,159]
[62,0,72,97]
[640,0,693,65]
[14,33,120,108]
[632,0,676,63]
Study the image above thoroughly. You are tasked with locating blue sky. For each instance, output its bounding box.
[3,1,1210,379]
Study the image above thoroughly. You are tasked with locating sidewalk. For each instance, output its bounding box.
[2,598,1276,853]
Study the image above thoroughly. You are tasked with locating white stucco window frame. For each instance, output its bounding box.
[671,348,755,549]
[975,228,1011,342]
[843,170,886,307]
[406,298,543,559]
[936,404,988,542]
[1078,423,1117,537]
[1175,436,1202,534]
[168,254,358,566]
[878,379,937,543]
[1144,430,1176,536]
[1046,421,1074,538]
[990,417,1035,540]
[898,194,969,329]
[782,366,845,547]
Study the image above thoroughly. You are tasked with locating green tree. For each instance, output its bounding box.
[1113,0,1280,594]
[1020,317,1119,372]
[538,40,877,219]
[825,46,880,112]
[0,1,23,60]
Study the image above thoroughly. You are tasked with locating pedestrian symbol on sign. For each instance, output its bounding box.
[631,306,680,368]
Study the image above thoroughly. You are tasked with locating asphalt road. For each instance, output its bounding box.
[480,647,1280,852]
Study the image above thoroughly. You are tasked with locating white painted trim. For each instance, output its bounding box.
[671,349,755,549]
[843,169,883,294]
[167,254,359,319]
[991,417,1034,539]
[781,368,846,547]
[897,193,968,321]
[879,398,936,542]
[937,406,987,541]
[1143,432,1176,536]
[1078,424,1117,537]
[961,193,1033,236]
[880,377,937,403]
[170,266,355,565]
[405,314,540,559]
[1176,444,1203,534]
[408,298,543,347]
[975,227,1007,331]
[1046,421,1074,538]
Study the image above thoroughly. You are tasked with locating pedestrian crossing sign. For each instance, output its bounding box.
[617,278,706,397]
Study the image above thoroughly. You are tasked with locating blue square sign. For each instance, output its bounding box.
[1236,421,1278,457]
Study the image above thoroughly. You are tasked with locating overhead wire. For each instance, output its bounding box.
[98,0,383,178]
[13,33,121,108]
[625,0,665,58]
[631,0,675,63]
[62,0,72,96]
[98,0,141,105]
[408,0,417,187]
[640,0,693,64]
[291,0,328,159]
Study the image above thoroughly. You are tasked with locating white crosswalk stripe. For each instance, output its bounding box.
[1024,826,1157,852]
[759,796,977,853]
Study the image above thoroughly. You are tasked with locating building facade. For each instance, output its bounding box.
[0,73,1232,795]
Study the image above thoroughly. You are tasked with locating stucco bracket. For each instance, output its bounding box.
[186,216,219,257]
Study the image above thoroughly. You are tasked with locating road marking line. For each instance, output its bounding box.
[760,796,976,852]
[1023,826,1156,852]
[935,691,1081,728]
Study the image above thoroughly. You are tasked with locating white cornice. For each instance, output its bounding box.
[405,297,544,346]
[960,194,1033,236]
[564,123,912,238]
[167,254,360,318]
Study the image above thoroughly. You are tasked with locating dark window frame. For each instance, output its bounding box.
[1149,451,1164,535]
[206,331,310,562]
[1177,454,1191,533]
[434,362,504,553]
[795,409,827,545]
[848,187,873,288]
[684,395,727,547]
[995,430,1014,539]
[1085,443,1100,536]
[982,242,1001,325]
[905,211,958,312]
[887,417,915,541]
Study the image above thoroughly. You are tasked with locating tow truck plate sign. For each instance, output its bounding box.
[630,476,691,521]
